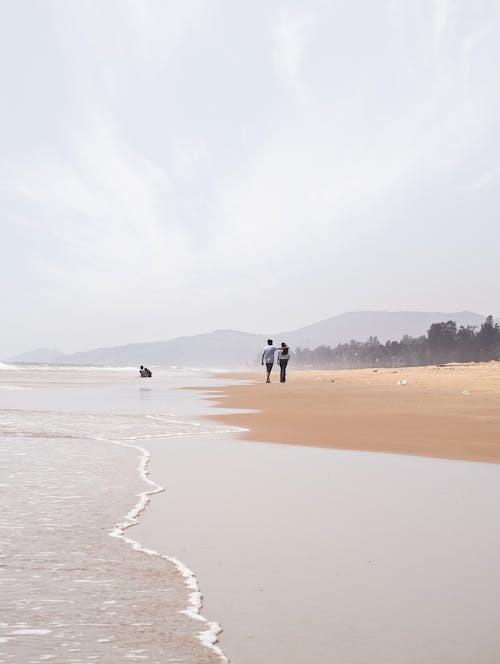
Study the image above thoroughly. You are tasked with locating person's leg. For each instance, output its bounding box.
[280,360,288,382]
[266,362,273,382]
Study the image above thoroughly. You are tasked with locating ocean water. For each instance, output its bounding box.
[0,364,241,664]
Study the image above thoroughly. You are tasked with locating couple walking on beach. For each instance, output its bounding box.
[261,340,290,383]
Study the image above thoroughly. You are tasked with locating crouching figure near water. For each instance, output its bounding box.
[139,365,152,377]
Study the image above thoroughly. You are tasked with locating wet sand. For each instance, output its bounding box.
[134,362,500,663]
[202,362,500,463]
[135,435,500,664]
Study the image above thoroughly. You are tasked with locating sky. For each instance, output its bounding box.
[2,0,500,356]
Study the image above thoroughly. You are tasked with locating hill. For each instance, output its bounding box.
[6,311,497,368]
[7,348,67,364]
[55,330,260,369]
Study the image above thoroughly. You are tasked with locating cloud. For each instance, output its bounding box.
[432,0,451,54]
[173,138,208,178]
[2,1,500,355]
[468,166,500,191]
[49,0,208,64]
[272,8,317,100]
[9,99,195,321]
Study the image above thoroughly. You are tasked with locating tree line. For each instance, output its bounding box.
[293,316,500,369]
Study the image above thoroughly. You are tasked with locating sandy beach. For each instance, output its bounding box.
[199,362,500,464]
[137,362,500,663]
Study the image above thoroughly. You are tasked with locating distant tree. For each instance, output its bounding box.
[477,315,500,361]
[456,325,477,362]
[312,345,332,368]
[400,334,428,366]
[427,321,457,363]
[291,315,499,369]
[294,347,312,367]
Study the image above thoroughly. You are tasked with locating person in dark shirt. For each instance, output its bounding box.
[277,343,290,383]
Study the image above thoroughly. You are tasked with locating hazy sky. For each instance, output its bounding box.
[2,1,499,356]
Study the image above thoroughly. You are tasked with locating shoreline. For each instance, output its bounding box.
[197,362,500,464]
[105,436,227,661]
[0,365,229,663]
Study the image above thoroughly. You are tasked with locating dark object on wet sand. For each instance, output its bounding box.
[139,365,152,377]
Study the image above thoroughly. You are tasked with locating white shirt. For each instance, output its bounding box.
[263,346,278,363]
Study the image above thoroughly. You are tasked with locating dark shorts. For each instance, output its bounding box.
[266,362,274,372]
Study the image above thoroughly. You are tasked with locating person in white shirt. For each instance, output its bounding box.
[261,339,279,383]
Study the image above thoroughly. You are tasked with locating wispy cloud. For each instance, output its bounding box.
[272,8,317,100]
[49,0,209,64]
[14,128,197,314]
[467,166,500,191]
[432,0,451,54]
[2,1,500,355]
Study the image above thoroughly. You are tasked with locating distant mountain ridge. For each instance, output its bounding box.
[8,348,67,364]
[6,311,498,369]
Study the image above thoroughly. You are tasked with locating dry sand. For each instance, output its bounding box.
[202,362,500,463]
